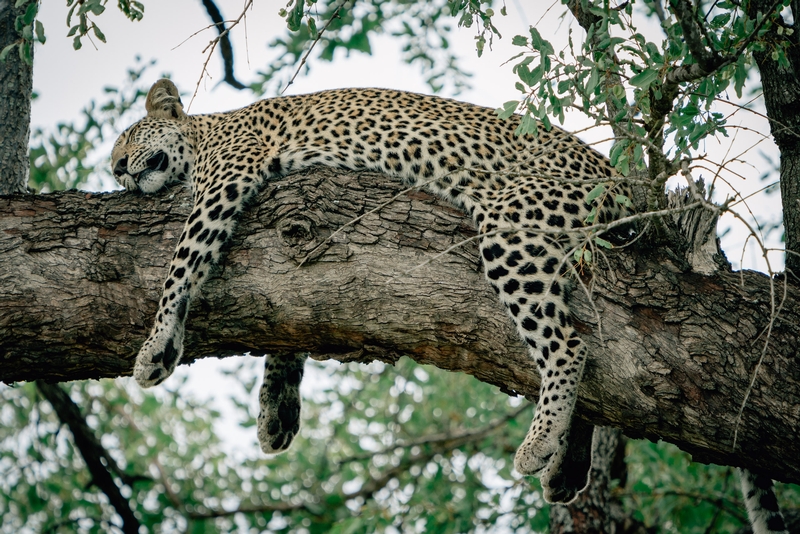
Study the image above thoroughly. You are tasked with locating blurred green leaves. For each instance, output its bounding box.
[5,357,796,532]
[0,358,547,533]
[258,0,502,95]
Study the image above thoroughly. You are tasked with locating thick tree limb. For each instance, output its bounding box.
[1,168,799,485]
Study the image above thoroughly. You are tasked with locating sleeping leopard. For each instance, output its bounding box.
[112,79,787,532]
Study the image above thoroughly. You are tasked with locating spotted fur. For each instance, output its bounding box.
[114,79,635,503]
[739,468,788,534]
[258,353,306,454]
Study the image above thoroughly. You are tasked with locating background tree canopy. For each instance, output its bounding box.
[1,0,799,532]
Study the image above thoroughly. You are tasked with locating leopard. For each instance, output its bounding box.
[112,79,787,531]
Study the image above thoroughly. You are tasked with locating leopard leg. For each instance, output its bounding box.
[539,418,594,504]
[478,231,585,475]
[514,335,587,475]
[738,468,788,534]
[133,164,263,387]
[257,352,307,454]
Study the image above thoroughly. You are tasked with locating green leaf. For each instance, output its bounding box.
[710,12,732,28]
[594,237,613,249]
[529,26,544,49]
[617,155,630,176]
[34,20,45,44]
[73,35,82,50]
[287,0,304,31]
[496,100,518,120]
[586,67,599,94]
[615,194,633,208]
[515,112,538,137]
[0,43,17,62]
[92,24,106,43]
[630,68,659,88]
[511,35,528,47]
[585,183,606,204]
[22,2,38,25]
[733,55,747,98]
[19,40,32,65]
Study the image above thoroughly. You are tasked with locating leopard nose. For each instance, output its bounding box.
[113,156,129,177]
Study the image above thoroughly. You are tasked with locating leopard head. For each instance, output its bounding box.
[112,79,194,193]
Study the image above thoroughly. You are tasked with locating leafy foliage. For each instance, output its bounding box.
[255,0,501,95]
[0,0,46,66]
[500,0,789,177]
[4,359,797,532]
[65,0,144,50]
[625,439,800,534]
[0,359,549,533]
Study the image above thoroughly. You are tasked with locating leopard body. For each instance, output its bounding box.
[112,81,786,529]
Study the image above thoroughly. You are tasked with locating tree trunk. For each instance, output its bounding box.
[1,168,799,486]
[748,0,800,276]
[0,0,33,194]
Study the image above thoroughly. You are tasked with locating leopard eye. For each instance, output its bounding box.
[113,156,129,177]
[146,151,169,172]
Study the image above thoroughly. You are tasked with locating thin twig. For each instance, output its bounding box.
[281,0,348,94]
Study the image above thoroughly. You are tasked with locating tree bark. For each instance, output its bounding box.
[1,168,799,486]
[747,0,800,277]
[0,0,33,194]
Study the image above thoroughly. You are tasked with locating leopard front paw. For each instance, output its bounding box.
[514,411,565,475]
[133,328,184,387]
[257,353,306,454]
[514,434,558,476]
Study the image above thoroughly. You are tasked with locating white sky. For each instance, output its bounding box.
[29,0,785,453]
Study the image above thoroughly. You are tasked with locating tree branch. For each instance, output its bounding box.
[199,0,246,89]
[35,381,141,534]
[1,168,799,486]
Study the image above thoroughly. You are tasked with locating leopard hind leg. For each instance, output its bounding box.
[738,468,788,534]
[514,332,587,476]
[479,232,586,476]
[257,352,307,454]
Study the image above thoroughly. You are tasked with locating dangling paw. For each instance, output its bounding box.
[539,419,594,504]
[257,353,307,454]
[514,406,566,475]
[133,323,184,387]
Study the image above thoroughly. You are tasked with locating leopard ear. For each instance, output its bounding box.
[145,79,187,121]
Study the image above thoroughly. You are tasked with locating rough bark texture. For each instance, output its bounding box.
[0,0,33,194]
[748,0,800,277]
[1,168,799,486]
